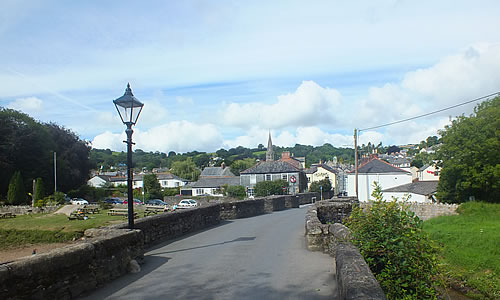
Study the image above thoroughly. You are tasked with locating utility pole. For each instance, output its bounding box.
[354,129,358,199]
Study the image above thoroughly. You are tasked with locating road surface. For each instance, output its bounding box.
[81,206,337,300]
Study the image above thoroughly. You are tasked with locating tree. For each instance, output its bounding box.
[7,171,26,205]
[437,97,500,203]
[386,145,401,154]
[193,153,211,169]
[255,179,289,197]
[170,158,200,181]
[230,158,256,176]
[34,177,45,201]
[309,178,332,193]
[143,173,162,199]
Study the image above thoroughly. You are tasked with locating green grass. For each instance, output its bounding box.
[424,202,500,299]
[0,209,131,249]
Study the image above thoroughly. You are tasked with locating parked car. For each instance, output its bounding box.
[177,199,198,209]
[145,199,167,206]
[71,198,89,205]
[104,197,123,204]
[123,199,143,205]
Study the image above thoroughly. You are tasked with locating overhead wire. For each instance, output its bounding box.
[359,91,500,132]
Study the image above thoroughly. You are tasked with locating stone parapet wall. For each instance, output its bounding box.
[360,202,459,221]
[305,204,386,300]
[220,199,265,219]
[0,228,143,299]
[0,205,60,215]
[316,197,359,224]
[296,192,319,205]
[112,204,221,248]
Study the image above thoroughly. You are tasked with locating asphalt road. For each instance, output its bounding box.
[81,206,337,300]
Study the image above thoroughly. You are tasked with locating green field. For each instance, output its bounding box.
[424,202,500,299]
[0,209,129,249]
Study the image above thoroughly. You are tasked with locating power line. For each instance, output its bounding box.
[359,91,500,132]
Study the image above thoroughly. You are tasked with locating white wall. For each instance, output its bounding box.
[192,187,222,196]
[383,192,430,203]
[87,177,106,188]
[348,172,412,202]
[418,165,440,181]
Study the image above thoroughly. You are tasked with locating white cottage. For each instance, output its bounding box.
[347,158,412,202]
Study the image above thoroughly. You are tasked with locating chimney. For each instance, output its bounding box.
[281,151,290,159]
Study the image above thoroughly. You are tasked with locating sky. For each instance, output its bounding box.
[1,0,500,153]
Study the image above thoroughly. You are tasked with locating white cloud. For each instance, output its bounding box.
[176,96,194,106]
[222,80,341,129]
[92,121,223,153]
[136,99,168,127]
[7,96,43,112]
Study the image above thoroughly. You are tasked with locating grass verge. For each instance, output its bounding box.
[423,202,500,299]
[0,208,131,249]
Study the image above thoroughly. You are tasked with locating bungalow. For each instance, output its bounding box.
[181,164,239,196]
[347,158,412,202]
[382,181,439,203]
[87,175,111,188]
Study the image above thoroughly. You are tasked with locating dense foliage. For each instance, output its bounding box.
[437,97,500,203]
[34,178,45,201]
[170,158,201,181]
[309,178,332,193]
[254,179,289,197]
[7,171,26,205]
[0,108,91,201]
[225,185,246,199]
[230,158,256,176]
[143,173,162,199]
[345,184,439,299]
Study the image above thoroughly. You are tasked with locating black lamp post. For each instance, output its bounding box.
[113,83,144,229]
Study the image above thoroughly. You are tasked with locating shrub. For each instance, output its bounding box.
[7,171,27,205]
[255,179,289,197]
[163,188,179,197]
[345,182,439,299]
[226,185,246,199]
[309,178,332,193]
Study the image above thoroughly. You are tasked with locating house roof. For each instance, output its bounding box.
[156,173,186,181]
[382,181,439,196]
[240,161,299,174]
[304,164,338,175]
[200,166,236,177]
[191,177,240,188]
[350,158,411,174]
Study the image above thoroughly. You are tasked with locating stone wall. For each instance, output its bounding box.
[220,199,265,219]
[0,205,60,215]
[316,197,359,224]
[0,228,143,300]
[305,204,386,300]
[111,204,222,248]
[360,202,459,221]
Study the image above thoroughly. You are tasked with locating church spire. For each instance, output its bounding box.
[266,131,274,161]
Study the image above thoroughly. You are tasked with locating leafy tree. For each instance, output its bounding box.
[193,153,211,169]
[230,158,256,176]
[163,187,179,197]
[170,158,200,181]
[437,97,500,203]
[143,173,162,199]
[309,178,332,193]
[7,171,27,205]
[345,183,439,299]
[255,179,289,197]
[34,177,45,201]
[226,185,246,199]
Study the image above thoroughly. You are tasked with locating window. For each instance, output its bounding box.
[265,174,272,181]
[175,182,179,187]
[196,189,204,195]
[162,180,167,186]
[247,188,254,197]
[282,174,287,181]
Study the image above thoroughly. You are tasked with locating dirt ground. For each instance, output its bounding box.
[0,242,73,264]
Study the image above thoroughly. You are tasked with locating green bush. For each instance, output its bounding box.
[163,188,180,197]
[309,178,332,193]
[254,179,289,197]
[226,185,246,199]
[345,183,439,299]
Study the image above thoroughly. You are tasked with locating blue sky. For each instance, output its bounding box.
[1,0,500,153]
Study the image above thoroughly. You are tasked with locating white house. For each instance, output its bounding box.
[87,175,111,188]
[417,164,440,181]
[304,163,338,193]
[382,181,439,203]
[347,158,412,202]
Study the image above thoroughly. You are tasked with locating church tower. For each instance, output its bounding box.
[266,132,274,161]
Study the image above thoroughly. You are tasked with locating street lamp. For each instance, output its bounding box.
[113,83,144,229]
